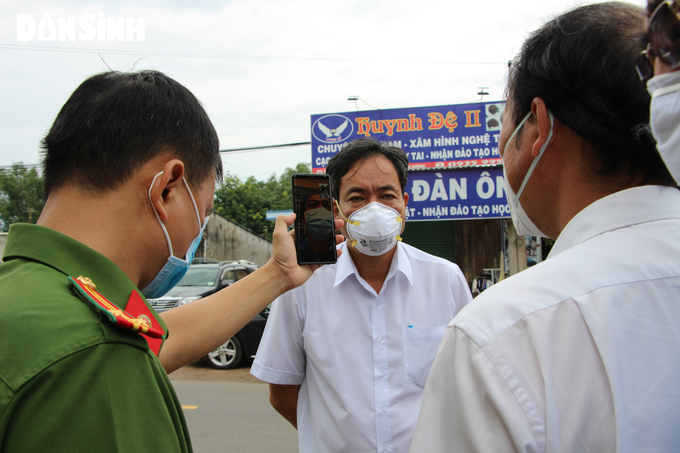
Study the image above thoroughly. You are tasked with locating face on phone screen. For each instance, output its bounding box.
[292,174,337,265]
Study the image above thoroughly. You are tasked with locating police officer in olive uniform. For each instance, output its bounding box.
[0,71,342,452]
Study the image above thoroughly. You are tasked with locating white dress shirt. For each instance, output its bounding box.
[252,241,472,453]
[411,185,680,453]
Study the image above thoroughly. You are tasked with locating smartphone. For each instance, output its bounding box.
[292,173,337,265]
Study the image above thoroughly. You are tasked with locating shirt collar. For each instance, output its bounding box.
[549,185,680,259]
[333,241,414,288]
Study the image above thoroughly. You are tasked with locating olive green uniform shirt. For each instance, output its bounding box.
[0,224,192,452]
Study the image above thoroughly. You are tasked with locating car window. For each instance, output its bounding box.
[177,268,220,286]
[221,269,237,283]
[235,269,249,280]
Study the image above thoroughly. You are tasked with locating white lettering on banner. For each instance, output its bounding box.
[317,144,344,154]
[422,206,449,218]
[491,204,510,214]
[449,178,467,200]
[409,138,432,148]
[433,136,460,147]
[17,12,145,42]
[496,176,505,198]
[476,172,494,199]
[412,181,430,202]
[431,179,448,201]
[430,149,454,159]
[409,152,425,161]
[315,157,331,166]
[461,134,491,146]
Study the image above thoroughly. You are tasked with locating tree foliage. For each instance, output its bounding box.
[213,163,310,240]
[0,163,45,231]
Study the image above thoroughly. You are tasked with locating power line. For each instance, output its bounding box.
[0,143,312,168]
[220,142,310,153]
[0,43,507,66]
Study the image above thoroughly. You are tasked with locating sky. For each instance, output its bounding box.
[0,0,646,182]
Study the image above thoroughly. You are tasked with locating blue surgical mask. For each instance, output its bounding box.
[141,172,209,299]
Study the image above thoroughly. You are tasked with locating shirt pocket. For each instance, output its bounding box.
[402,325,447,387]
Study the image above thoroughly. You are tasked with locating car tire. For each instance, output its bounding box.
[205,336,243,369]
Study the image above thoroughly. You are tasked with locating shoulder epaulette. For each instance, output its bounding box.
[69,276,166,355]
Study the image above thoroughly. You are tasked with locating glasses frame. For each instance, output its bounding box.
[638,0,680,81]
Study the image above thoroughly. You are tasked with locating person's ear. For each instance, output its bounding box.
[403,192,409,208]
[530,97,554,158]
[149,159,185,223]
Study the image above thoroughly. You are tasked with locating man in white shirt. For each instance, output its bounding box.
[411,3,680,452]
[252,139,472,453]
[639,0,680,184]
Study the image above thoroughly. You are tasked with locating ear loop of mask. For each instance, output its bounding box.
[149,171,204,259]
[334,199,360,248]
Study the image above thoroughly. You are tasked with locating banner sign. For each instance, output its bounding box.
[404,167,510,221]
[311,101,506,173]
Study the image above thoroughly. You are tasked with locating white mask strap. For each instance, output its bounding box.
[515,112,554,200]
[148,171,205,259]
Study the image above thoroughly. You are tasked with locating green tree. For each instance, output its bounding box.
[213,163,310,240]
[0,163,45,231]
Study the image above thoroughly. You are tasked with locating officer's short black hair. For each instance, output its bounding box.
[41,70,222,196]
[325,139,409,197]
[507,2,675,186]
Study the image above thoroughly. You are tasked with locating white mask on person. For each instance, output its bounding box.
[501,110,554,238]
[648,71,680,184]
[335,200,404,256]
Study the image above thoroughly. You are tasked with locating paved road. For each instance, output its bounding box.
[170,362,298,453]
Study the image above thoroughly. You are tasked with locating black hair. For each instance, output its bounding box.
[325,138,409,197]
[507,2,675,186]
[41,70,222,196]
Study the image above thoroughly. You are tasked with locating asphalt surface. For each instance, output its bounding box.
[169,360,298,453]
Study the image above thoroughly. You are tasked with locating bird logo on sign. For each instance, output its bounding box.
[312,114,354,144]
[317,120,348,138]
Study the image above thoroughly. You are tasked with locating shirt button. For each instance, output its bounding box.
[378,410,386,417]
[381,449,388,453]
[378,373,384,379]
[377,336,383,342]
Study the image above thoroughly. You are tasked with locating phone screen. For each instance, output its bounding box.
[292,173,337,265]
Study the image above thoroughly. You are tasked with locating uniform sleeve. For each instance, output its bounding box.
[410,325,540,453]
[0,343,190,453]
[250,291,306,385]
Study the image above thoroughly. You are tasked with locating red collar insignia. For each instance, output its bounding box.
[69,276,166,356]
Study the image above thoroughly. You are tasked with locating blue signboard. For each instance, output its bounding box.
[311,101,506,173]
[405,167,510,221]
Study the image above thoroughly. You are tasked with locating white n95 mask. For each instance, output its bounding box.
[501,110,554,238]
[335,200,404,256]
[648,71,680,184]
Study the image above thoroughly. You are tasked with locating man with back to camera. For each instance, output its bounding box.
[0,70,343,452]
[251,139,473,453]
[410,3,680,452]
[638,0,680,183]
